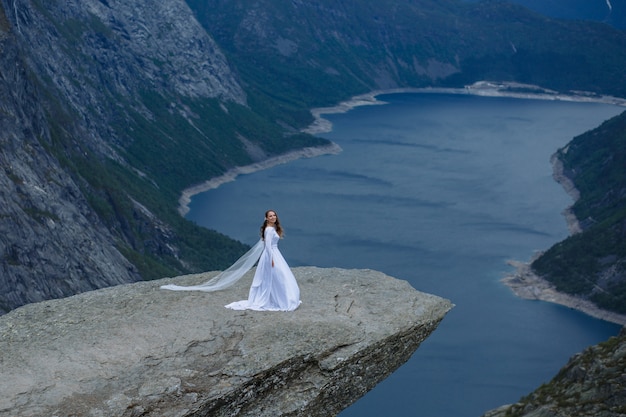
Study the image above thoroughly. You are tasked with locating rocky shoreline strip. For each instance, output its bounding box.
[177,143,341,216]
[302,81,626,135]
[502,259,626,326]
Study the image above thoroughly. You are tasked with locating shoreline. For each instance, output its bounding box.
[177,143,341,216]
[502,259,626,326]
[502,129,626,327]
[302,81,626,135]
[550,152,582,235]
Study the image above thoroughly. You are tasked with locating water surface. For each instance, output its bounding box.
[187,93,622,417]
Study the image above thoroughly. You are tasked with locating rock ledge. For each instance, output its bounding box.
[0,267,452,417]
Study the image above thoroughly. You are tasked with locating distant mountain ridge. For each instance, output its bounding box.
[189,0,626,112]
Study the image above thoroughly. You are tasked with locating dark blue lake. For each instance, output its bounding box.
[187,93,623,417]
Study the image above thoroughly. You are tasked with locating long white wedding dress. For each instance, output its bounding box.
[161,226,301,311]
[225,226,301,311]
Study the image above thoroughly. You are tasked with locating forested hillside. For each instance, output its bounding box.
[188,0,626,118]
[532,110,626,314]
[484,328,626,417]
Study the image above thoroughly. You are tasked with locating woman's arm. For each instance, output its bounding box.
[264,227,275,267]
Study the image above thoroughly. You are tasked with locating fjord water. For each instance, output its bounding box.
[187,93,623,417]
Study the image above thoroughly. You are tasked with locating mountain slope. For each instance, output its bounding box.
[483,328,626,417]
[0,17,137,312]
[188,0,626,116]
[532,110,626,315]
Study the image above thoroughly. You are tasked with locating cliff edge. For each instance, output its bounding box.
[0,267,452,417]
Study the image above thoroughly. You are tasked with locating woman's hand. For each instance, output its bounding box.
[272,259,275,267]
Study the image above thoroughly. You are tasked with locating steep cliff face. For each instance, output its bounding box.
[12,0,245,130]
[0,8,137,312]
[0,0,273,313]
[5,0,249,180]
[0,267,453,417]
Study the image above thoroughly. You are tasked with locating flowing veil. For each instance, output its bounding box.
[160,239,264,292]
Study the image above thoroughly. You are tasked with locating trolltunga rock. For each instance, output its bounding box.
[0,266,452,417]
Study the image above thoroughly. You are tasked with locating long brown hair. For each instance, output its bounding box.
[260,209,283,239]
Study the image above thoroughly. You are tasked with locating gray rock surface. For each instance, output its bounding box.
[0,267,452,417]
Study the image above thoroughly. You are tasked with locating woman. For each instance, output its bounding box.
[160,210,301,311]
[225,210,301,311]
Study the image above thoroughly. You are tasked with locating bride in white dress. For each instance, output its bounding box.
[225,210,301,311]
[160,210,301,312]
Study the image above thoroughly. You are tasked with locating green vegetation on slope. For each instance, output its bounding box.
[532,111,626,314]
[188,0,626,115]
[45,112,247,279]
[495,329,626,417]
[42,81,327,279]
[105,94,325,277]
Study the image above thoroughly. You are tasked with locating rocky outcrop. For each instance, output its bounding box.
[482,328,626,417]
[0,267,452,417]
[502,260,626,326]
